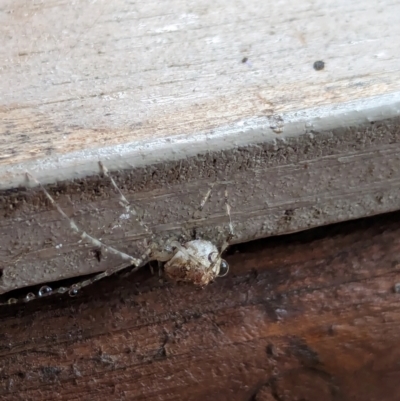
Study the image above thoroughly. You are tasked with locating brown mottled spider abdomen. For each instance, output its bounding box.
[164,240,229,286]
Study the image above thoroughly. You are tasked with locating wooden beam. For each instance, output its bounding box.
[1,0,400,187]
[0,212,400,400]
[0,0,400,293]
[1,112,400,294]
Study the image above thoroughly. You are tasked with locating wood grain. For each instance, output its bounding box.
[1,212,400,400]
[1,0,400,186]
[0,116,400,295]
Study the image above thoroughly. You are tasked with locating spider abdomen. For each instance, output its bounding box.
[164,240,221,286]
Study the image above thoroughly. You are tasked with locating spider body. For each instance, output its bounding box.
[164,239,229,286]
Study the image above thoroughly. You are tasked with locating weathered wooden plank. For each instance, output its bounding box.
[1,111,400,294]
[0,212,400,400]
[0,0,400,293]
[1,0,400,187]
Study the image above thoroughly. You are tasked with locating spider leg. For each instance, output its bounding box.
[198,183,215,212]
[63,246,152,297]
[2,170,181,306]
[1,249,152,306]
[210,187,235,276]
[224,188,234,240]
[26,172,141,266]
[99,162,151,235]
[168,240,205,266]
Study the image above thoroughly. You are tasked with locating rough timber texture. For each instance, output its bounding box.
[1,0,400,293]
[1,116,400,295]
[1,0,400,185]
[1,212,400,400]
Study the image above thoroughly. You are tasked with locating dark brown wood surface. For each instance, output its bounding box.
[1,211,400,401]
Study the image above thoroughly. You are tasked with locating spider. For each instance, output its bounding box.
[1,162,234,305]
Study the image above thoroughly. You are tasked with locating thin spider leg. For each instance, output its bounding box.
[65,246,153,296]
[198,183,215,212]
[99,162,151,235]
[66,263,137,296]
[190,182,234,274]
[210,187,235,274]
[169,240,205,266]
[26,172,141,266]
[224,188,234,238]
[189,182,216,224]
[1,247,154,306]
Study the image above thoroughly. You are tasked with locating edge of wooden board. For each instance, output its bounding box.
[1,92,400,190]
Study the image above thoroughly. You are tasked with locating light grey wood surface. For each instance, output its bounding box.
[1,0,400,187]
[0,0,400,296]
